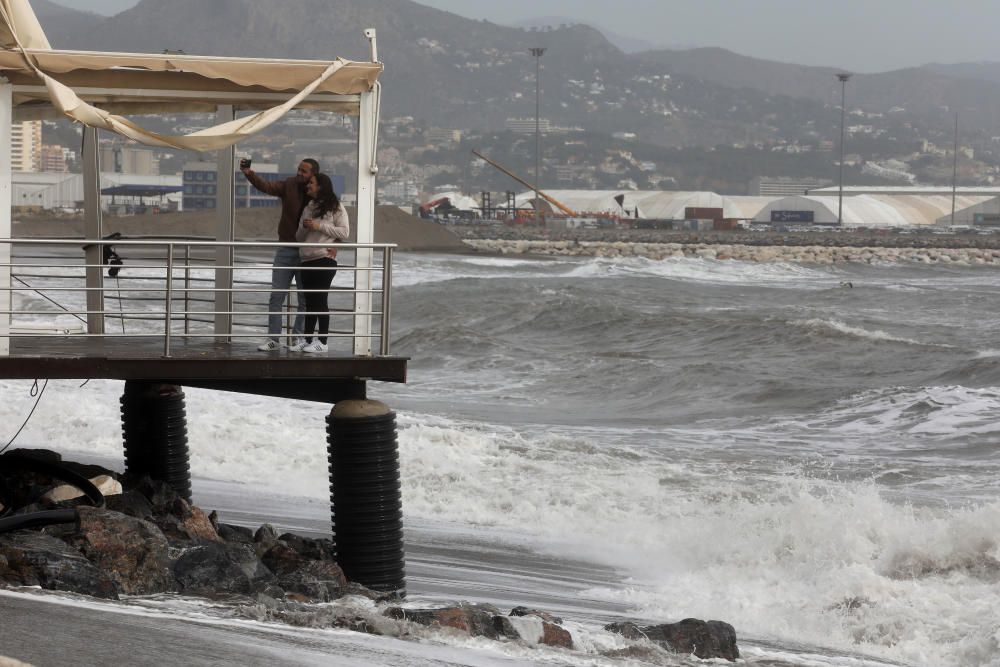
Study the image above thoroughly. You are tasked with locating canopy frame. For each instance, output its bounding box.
[1,27,383,356]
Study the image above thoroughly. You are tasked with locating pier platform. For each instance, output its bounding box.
[1,337,406,403]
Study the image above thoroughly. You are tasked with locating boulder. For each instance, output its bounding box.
[385,603,572,647]
[605,619,739,661]
[385,603,505,640]
[0,531,117,599]
[540,621,574,649]
[261,543,305,576]
[217,523,254,544]
[124,476,182,516]
[278,533,337,562]
[507,607,573,648]
[156,498,221,543]
[277,561,348,603]
[173,541,274,596]
[105,490,154,521]
[253,524,280,556]
[72,507,173,595]
[510,606,562,625]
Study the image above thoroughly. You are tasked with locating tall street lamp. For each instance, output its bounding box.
[837,72,851,226]
[530,47,546,222]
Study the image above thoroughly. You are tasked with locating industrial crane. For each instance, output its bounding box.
[471,150,578,217]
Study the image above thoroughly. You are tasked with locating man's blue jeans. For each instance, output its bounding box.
[267,246,305,338]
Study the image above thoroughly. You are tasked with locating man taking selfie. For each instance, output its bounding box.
[240,157,319,351]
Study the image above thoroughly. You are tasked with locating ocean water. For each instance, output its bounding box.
[4,251,1000,666]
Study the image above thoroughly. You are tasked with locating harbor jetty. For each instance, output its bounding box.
[453,226,1000,264]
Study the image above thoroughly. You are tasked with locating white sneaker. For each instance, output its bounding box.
[288,339,308,352]
[257,339,281,351]
[301,340,328,354]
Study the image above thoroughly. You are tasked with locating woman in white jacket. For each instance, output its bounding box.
[291,173,350,353]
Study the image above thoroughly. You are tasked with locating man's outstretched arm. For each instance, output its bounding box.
[242,168,287,198]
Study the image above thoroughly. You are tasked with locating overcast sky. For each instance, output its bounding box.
[55,0,1000,73]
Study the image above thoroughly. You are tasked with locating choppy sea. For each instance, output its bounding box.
[4,251,1000,666]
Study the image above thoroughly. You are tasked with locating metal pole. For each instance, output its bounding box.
[164,244,174,357]
[0,78,11,356]
[83,126,105,334]
[951,112,959,226]
[837,73,851,226]
[183,244,191,336]
[214,105,235,341]
[379,246,393,356]
[354,83,379,356]
[530,48,546,224]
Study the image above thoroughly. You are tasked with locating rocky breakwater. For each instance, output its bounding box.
[454,225,1000,264]
[0,449,740,661]
[465,238,1000,265]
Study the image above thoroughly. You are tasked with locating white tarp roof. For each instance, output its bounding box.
[935,196,1000,225]
[753,194,995,227]
[627,191,738,219]
[0,0,382,150]
[514,190,627,215]
[510,190,777,219]
[425,191,481,212]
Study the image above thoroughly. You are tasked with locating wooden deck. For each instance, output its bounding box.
[1,337,407,403]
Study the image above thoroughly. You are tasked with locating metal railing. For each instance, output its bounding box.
[0,237,396,357]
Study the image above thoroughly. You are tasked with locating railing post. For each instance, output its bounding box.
[354,87,379,356]
[214,105,236,342]
[380,246,393,355]
[0,78,12,356]
[183,244,191,335]
[82,126,105,335]
[164,243,174,357]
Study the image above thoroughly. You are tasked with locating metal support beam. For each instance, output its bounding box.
[0,78,12,356]
[353,85,378,356]
[214,105,236,339]
[82,126,104,335]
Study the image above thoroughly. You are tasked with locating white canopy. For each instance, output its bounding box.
[0,0,382,150]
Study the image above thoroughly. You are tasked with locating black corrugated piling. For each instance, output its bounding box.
[120,381,192,503]
[326,399,405,597]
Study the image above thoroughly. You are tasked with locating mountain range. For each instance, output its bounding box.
[30,0,1000,152]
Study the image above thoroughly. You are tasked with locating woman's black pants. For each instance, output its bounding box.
[299,257,337,343]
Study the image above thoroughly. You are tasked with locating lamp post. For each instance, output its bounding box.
[836,72,851,226]
[951,112,958,226]
[530,47,546,222]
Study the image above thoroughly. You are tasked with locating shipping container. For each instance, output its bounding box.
[685,207,724,220]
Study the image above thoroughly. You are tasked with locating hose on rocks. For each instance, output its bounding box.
[0,453,106,535]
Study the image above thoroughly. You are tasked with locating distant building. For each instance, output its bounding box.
[39,145,68,173]
[13,171,181,211]
[505,117,551,135]
[100,146,159,176]
[11,120,41,172]
[749,176,834,196]
[185,161,276,210]
[381,179,419,203]
[182,162,345,210]
[425,128,462,144]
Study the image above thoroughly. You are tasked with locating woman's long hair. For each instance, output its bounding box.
[311,173,340,218]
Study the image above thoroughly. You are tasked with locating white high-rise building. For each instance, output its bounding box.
[11,120,42,172]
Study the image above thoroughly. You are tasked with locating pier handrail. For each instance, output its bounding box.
[0,237,396,358]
